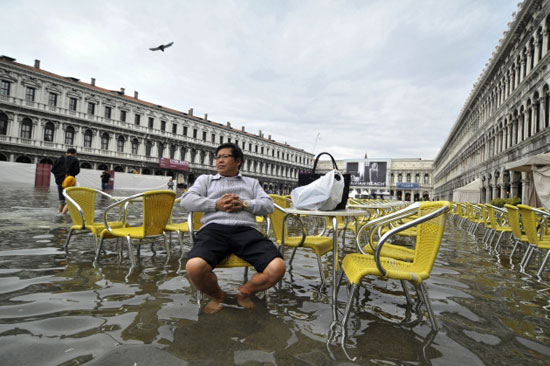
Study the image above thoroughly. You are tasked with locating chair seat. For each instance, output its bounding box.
[165,222,189,232]
[218,254,252,268]
[342,253,428,285]
[362,243,415,261]
[105,226,162,240]
[277,235,333,257]
[79,221,123,236]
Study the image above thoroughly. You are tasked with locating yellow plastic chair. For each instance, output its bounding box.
[335,201,450,353]
[95,190,176,269]
[63,186,124,252]
[485,205,512,251]
[164,198,203,260]
[517,204,550,276]
[269,194,334,286]
[186,211,254,281]
[504,204,530,263]
[356,202,421,261]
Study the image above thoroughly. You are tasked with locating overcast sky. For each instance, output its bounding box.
[2,0,519,160]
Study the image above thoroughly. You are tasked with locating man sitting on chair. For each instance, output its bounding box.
[181,142,285,313]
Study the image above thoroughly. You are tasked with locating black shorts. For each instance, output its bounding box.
[187,223,283,273]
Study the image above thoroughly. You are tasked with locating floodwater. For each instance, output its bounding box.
[0,184,549,366]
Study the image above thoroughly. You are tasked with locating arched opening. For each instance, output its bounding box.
[44,121,55,142]
[39,158,54,164]
[97,163,108,170]
[114,166,124,172]
[84,129,93,147]
[65,125,75,145]
[81,162,92,169]
[16,155,32,163]
[20,117,32,139]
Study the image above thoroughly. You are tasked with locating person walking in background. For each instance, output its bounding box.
[51,148,80,214]
[167,177,175,191]
[100,170,111,191]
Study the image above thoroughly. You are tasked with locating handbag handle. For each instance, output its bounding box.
[312,152,339,174]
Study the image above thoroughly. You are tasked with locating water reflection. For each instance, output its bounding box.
[0,184,549,365]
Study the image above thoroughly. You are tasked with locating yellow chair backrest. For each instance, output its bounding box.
[517,204,539,245]
[65,187,97,227]
[269,194,291,242]
[505,204,523,240]
[142,190,176,236]
[413,201,450,274]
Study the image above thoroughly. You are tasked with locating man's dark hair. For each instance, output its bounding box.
[216,142,243,168]
[67,148,77,154]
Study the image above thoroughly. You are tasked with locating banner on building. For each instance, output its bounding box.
[346,161,387,187]
[396,182,419,189]
[159,158,190,171]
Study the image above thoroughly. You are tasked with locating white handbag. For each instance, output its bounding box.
[291,170,345,211]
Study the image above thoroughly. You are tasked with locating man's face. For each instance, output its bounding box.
[215,147,241,176]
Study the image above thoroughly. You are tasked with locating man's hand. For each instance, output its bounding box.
[216,193,245,213]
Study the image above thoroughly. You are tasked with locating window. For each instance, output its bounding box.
[87,102,95,115]
[255,145,258,153]
[261,147,264,154]
[406,174,411,183]
[158,142,164,158]
[148,117,154,128]
[69,97,77,111]
[211,133,215,142]
[65,126,75,145]
[0,112,8,135]
[101,133,110,150]
[170,144,176,159]
[202,131,207,141]
[424,174,429,184]
[220,136,224,144]
[398,174,403,183]
[120,110,127,122]
[25,87,35,102]
[183,126,188,136]
[135,114,141,125]
[0,80,10,96]
[48,93,57,106]
[44,122,54,142]
[193,129,197,139]
[172,123,177,134]
[21,118,32,139]
[132,139,139,154]
[84,129,93,147]
[161,120,166,131]
[415,173,420,183]
[104,106,112,119]
[117,136,125,152]
[145,141,152,157]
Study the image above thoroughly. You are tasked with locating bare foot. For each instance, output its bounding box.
[236,291,254,309]
[203,298,224,314]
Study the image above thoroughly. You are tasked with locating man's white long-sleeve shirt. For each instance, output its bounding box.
[180,173,273,231]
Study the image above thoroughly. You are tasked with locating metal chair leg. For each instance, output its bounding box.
[316,255,326,288]
[400,280,413,306]
[418,283,438,331]
[537,250,550,277]
[64,228,74,253]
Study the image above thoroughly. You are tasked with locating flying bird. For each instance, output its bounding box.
[149,41,174,52]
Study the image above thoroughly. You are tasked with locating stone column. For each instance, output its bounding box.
[521,171,530,204]
[510,180,519,198]
[543,28,549,57]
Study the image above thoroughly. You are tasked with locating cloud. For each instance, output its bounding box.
[1,0,519,160]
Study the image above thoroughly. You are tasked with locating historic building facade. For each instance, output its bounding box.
[316,157,434,201]
[0,56,313,193]
[433,0,550,202]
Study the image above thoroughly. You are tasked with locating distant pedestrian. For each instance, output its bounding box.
[51,148,80,214]
[101,170,111,191]
[167,177,175,191]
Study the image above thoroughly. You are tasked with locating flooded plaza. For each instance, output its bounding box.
[0,183,549,365]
